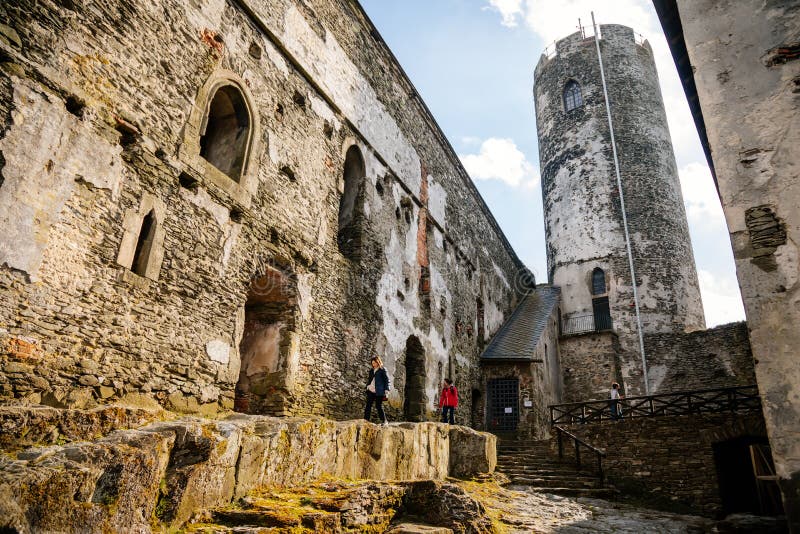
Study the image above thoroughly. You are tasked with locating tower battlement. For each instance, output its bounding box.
[536,24,653,79]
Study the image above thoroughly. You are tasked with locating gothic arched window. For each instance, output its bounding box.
[591,267,606,295]
[200,85,252,182]
[563,80,583,111]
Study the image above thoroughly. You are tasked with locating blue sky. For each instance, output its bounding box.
[360,0,745,327]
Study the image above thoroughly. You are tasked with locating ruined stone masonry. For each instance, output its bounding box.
[660,0,800,527]
[534,24,705,397]
[0,0,533,422]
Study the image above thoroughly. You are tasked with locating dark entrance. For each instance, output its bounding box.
[471,389,483,430]
[403,336,426,421]
[235,266,295,415]
[592,296,612,331]
[487,378,519,433]
[714,437,784,516]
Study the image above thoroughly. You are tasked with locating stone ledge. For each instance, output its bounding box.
[0,410,496,532]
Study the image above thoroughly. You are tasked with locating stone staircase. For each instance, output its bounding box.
[496,439,617,499]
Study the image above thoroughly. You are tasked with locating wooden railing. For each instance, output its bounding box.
[550,385,761,425]
[554,425,606,484]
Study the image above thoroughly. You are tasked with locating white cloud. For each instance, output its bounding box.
[488,0,698,161]
[678,162,726,229]
[523,0,654,46]
[698,269,746,327]
[483,0,524,27]
[459,137,539,188]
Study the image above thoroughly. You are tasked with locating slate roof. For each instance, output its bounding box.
[480,285,561,362]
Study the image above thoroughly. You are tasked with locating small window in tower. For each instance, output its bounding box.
[200,85,251,182]
[591,267,606,295]
[132,210,157,277]
[563,80,583,111]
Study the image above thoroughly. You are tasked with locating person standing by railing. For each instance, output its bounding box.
[610,382,623,420]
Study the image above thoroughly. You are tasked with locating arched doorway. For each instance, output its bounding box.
[235,266,296,415]
[403,336,426,421]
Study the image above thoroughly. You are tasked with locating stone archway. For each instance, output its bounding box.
[235,265,296,415]
[403,335,426,421]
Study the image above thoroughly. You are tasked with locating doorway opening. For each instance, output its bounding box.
[471,388,483,430]
[487,378,519,434]
[403,335,426,421]
[714,437,784,517]
[235,266,295,415]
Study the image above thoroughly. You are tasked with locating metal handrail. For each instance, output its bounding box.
[560,312,613,336]
[550,384,761,426]
[554,425,605,484]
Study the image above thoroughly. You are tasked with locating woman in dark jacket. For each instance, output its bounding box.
[364,356,390,426]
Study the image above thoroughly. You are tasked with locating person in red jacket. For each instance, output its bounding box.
[439,378,458,424]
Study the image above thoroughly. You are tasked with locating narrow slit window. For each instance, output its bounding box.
[563,80,583,111]
[132,210,156,277]
[337,145,365,259]
[200,85,251,182]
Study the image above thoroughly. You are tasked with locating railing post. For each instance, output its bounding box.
[575,439,581,469]
[557,429,564,459]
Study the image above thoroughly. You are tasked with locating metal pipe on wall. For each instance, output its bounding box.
[591,12,650,395]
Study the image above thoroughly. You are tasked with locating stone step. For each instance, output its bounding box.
[497,456,576,463]
[499,472,601,482]
[498,447,554,454]
[498,461,601,471]
[503,476,600,489]
[508,485,619,499]
[497,453,562,460]
[497,461,596,472]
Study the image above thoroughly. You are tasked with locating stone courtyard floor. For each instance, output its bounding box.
[458,481,787,533]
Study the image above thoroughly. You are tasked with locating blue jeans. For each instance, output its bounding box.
[610,400,621,419]
[441,406,455,424]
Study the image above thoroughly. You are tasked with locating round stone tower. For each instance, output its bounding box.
[534,24,704,395]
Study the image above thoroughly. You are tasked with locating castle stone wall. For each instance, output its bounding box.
[558,332,622,402]
[676,0,800,525]
[644,322,756,393]
[0,0,527,419]
[559,412,768,517]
